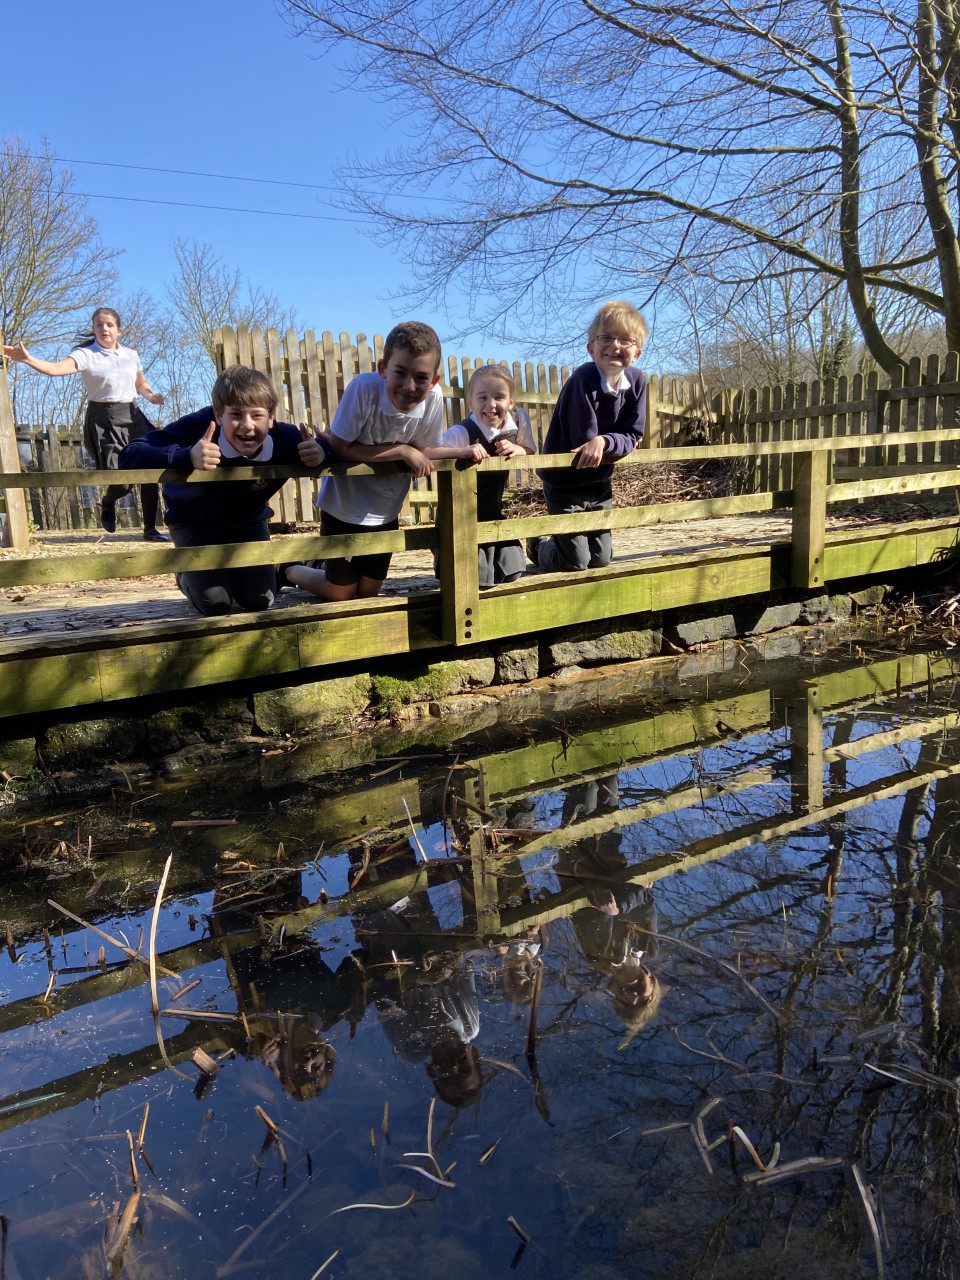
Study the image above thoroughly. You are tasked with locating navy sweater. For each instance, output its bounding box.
[540,362,646,500]
[119,408,322,527]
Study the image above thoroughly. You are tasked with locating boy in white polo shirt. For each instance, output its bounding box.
[287,320,465,601]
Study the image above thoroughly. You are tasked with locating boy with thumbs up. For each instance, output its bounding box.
[119,365,329,615]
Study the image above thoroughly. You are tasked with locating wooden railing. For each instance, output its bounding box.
[9,329,960,538]
[3,429,960,620]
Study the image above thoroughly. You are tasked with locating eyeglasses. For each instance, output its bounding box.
[594,334,638,350]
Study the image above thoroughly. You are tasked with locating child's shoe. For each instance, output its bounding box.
[99,499,116,533]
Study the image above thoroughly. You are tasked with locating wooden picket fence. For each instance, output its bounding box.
[10,330,960,533]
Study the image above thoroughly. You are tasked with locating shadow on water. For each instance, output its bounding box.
[2,643,960,1276]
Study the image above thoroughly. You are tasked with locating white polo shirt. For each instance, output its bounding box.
[70,342,143,402]
[319,373,444,525]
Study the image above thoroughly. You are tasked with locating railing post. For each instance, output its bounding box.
[436,462,480,645]
[792,448,828,588]
[0,341,30,549]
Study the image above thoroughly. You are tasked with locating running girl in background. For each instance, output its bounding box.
[3,307,168,541]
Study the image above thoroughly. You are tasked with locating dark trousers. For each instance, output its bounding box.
[84,401,160,531]
[537,491,613,571]
[168,520,276,616]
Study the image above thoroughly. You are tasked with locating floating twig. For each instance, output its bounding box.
[192,1049,220,1077]
[847,1162,885,1278]
[478,1139,501,1167]
[137,1103,150,1151]
[426,1097,436,1164]
[104,1191,140,1268]
[309,1251,341,1280]
[480,1056,528,1082]
[161,1009,240,1023]
[730,1125,768,1172]
[507,1216,530,1244]
[148,854,174,1016]
[168,979,201,1003]
[744,1155,842,1185]
[254,1105,279,1138]
[125,1129,139,1191]
[402,798,429,864]
[329,1190,416,1215]
[397,1163,456,1188]
[526,959,543,1058]
[172,819,237,828]
[689,1124,715,1176]
[349,842,371,891]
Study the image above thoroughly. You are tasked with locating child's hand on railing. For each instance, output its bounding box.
[400,444,434,478]
[494,438,525,458]
[190,422,222,471]
[572,436,608,468]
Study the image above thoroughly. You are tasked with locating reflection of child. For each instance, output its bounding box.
[558,775,663,1039]
[246,1012,337,1101]
[529,299,647,572]
[377,957,485,1107]
[438,366,536,587]
[119,365,328,615]
[498,934,543,1007]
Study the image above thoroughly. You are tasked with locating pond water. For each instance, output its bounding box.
[1,642,960,1279]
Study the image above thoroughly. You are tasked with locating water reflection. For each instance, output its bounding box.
[1,646,960,1275]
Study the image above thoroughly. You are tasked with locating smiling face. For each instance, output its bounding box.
[218,404,275,456]
[468,372,515,434]
[92,310,121,350]
[587,329,643,383]
[378,347,441,413]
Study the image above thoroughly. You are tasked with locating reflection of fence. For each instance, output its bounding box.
[0,649,957,1132]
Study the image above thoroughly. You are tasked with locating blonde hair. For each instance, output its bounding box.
[588,299,648,349]
[467,364,515,398]
[608,965,663,1048]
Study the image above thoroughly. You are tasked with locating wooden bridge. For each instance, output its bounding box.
[1,428,960,725]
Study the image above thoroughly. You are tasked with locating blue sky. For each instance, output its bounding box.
[5,1,539,362]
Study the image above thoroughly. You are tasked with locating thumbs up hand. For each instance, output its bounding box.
[297,422,332,468]
[190,421,222,471]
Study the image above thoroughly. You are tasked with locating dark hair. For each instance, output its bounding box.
[212,365,279,417]
[382,320,442,371]
[78,306,123,349]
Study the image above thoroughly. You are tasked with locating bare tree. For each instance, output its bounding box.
[0,135,120,420]
[278,0,959,374]
[167,238,299,367]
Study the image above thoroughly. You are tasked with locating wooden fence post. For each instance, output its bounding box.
[643,376,660,449]
[792,448,828,588]
[436,464,480,645]
[0,341,29,548]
